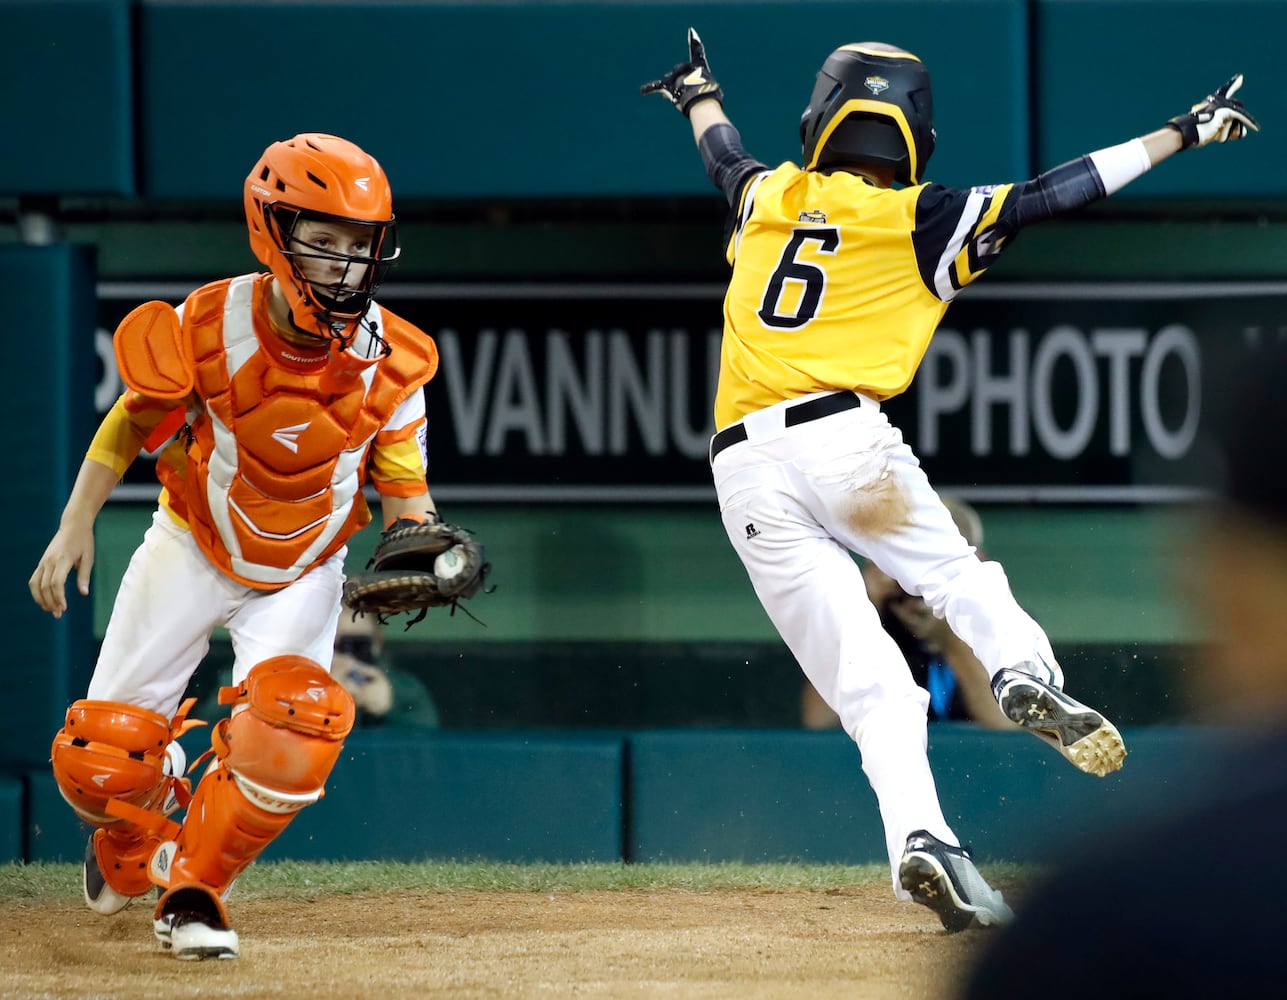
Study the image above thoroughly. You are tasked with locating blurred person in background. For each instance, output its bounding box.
[960,343,1287,995]
[803,496,1013,730]
[331,613,440,728]
[192,613,441,729]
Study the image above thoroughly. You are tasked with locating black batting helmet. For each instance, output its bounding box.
[800,42,935,185]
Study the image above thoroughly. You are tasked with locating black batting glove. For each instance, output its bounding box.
[1166,74,1260,150]
[640,27,724,117]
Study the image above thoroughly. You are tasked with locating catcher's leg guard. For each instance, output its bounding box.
[151,656,354,902]
[50,700,196,905]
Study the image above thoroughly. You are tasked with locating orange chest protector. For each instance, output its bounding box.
[116,274,436,588]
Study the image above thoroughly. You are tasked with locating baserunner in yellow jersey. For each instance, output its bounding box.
[643,28,1257,933]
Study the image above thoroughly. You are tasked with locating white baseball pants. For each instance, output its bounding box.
[88,509,346,719]
[711,390,1059,892]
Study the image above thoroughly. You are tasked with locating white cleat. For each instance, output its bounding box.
[154,885,239,961]
[154,913,239,961]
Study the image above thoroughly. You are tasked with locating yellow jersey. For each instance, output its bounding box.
[715,164,1015,428]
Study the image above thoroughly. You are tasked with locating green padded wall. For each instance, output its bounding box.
[135,0,1028,199]
[0,0,134,196]
[1035,0,1287,198]
[8,2,1287,203]
[25,733,625,864]
[24,727,1239,865]
[0,780,22,863]
[1,245,98,769]
[629,725,1237,864]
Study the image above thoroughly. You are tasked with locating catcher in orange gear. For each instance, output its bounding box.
[29,132,482,961]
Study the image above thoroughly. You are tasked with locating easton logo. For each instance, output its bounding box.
[272,422,311,453]
[355,177,370,192]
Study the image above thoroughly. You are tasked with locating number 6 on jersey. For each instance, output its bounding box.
[757,227,840,329]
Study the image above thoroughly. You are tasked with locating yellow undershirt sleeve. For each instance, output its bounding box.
[369,423,428,498]
[85,392,171,478]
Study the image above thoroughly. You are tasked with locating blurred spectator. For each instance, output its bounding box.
[803,496,1013,730]
[333,613,440,728]
[959,345,1287,997]
[194,613,439,729]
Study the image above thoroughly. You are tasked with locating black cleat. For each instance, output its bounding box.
[992,668,1127,777]
[82,833,137,916]
[898,830,1014,933]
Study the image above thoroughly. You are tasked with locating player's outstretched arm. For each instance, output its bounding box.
[1002,73,1260,231]
[641,27,728,144]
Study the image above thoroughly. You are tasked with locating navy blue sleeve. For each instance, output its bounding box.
[993,156,1108,237]
[698,123,770,208]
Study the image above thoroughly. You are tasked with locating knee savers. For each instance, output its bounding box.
[51,701,173,827]
[219,655,356,804]
[157,656,355,895]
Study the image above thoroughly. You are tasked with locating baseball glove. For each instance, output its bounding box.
[342,516,490,626]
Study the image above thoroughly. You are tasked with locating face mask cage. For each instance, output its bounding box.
[266,205,400,351]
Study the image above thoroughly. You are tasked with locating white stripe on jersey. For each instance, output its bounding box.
[932,188,988,302]
[732,171,771,262]
[383,389,425,433]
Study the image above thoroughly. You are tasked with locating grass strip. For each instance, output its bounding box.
[0,859,1034,903]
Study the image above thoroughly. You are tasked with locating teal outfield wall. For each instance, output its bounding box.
[2,246,98,771]
[9,724,1238,866]
[0,0,133,196]
[3,0,1285,203]
[1035,0,1287,200]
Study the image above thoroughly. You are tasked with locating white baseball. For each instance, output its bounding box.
[434,546,465,580]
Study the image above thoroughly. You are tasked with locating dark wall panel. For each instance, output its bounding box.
[1,246,98,770]
[1035,0,1287,197]
[0,0,134,196]
[135,1,1028,200]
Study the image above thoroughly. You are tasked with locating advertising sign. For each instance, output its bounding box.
[97,281,1287,502]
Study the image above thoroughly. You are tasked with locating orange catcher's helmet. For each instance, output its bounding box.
[244,133,400,345]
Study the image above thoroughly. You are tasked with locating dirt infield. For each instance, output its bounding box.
[0,883,1009,999]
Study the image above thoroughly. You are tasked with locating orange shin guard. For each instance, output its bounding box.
[91,827,159,898]
[51,700,202,897]
[153,657,355,897]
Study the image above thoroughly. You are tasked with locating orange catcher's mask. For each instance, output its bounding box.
[244,133,399,351]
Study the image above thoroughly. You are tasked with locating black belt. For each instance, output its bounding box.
[709,392,866,463]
